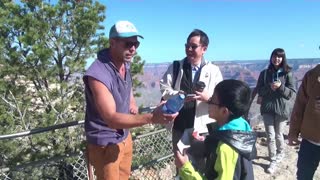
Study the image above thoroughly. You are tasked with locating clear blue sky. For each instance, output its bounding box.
[100,0,320,63]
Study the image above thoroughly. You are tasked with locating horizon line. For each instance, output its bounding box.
[143,57,320,64]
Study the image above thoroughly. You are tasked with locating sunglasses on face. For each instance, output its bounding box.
[185,43,201,50]
[124,41,140,49]
[116,39,140,49]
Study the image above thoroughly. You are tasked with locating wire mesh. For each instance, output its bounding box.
[0,152,88,180]
[0,128,176,180]
[131,129,176,179]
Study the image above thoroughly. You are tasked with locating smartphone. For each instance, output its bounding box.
[186,94,196,97]
[194,81,206,92]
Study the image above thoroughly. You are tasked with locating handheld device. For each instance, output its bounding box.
[273,75,279,83]
[193,81,206,92]
[186,94,196,97]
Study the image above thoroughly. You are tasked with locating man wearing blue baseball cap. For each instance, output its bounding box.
[83,21,178,179]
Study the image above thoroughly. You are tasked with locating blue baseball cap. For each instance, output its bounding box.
[109,21,144,39]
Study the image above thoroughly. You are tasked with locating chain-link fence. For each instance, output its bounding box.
[0,124,175,180]
[131,128,175,180]
[0,152,88,180]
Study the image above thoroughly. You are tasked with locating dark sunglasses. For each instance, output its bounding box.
[124,41,140,49]
[185,43,200,50]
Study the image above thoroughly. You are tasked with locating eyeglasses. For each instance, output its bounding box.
[124,41,140,49]
[185,43,201,50]
[116,39,140,49]
[208,97,221,106]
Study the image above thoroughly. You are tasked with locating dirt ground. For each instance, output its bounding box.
[252,122,320,180]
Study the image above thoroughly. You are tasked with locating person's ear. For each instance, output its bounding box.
[109,38,116,47]
[221,107,229,115]
[220,107,230,123]
[202,46,207,52]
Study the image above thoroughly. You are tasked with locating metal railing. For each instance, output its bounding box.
[0,103,262,180]
[0,107,176,180]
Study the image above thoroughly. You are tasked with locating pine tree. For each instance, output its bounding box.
[131,55,145,98]
[0,0,106,171]
[0,1,146,177]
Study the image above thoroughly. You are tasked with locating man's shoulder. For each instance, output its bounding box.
[310,64,320,74]
[305,64,320,79]
[86,59,106,74]
[84,58,114,82]
[167,59,184,68]
[176,58,185,65]
[203,61,220,70]
[97,48,110,62]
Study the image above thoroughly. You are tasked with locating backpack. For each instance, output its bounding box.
[256,69,267,104]
[161,61,180,101]
[171,60,180,89]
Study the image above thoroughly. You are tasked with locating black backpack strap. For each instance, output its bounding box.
[160,61,180,102]
[171,60,180,88]
[263,69,267,85]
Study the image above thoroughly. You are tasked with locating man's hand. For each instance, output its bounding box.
[175,150,189,169]
[150,103,178,124]
[130,90,138,114]
[185,90,210,102]
[130,105,138,115]
[195,89,210,102]
[288,133,301,146]
[185,94,197,102]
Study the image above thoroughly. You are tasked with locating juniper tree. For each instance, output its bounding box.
[0,1,145,175]
[0,0,107,170]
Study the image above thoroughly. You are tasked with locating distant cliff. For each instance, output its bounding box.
[135,58,320,107]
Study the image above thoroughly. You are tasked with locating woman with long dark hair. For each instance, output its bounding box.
[256,48,296,174]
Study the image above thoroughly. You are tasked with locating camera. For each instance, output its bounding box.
[193,81,206,92]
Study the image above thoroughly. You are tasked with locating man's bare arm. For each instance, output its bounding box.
[88,77,177,129]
